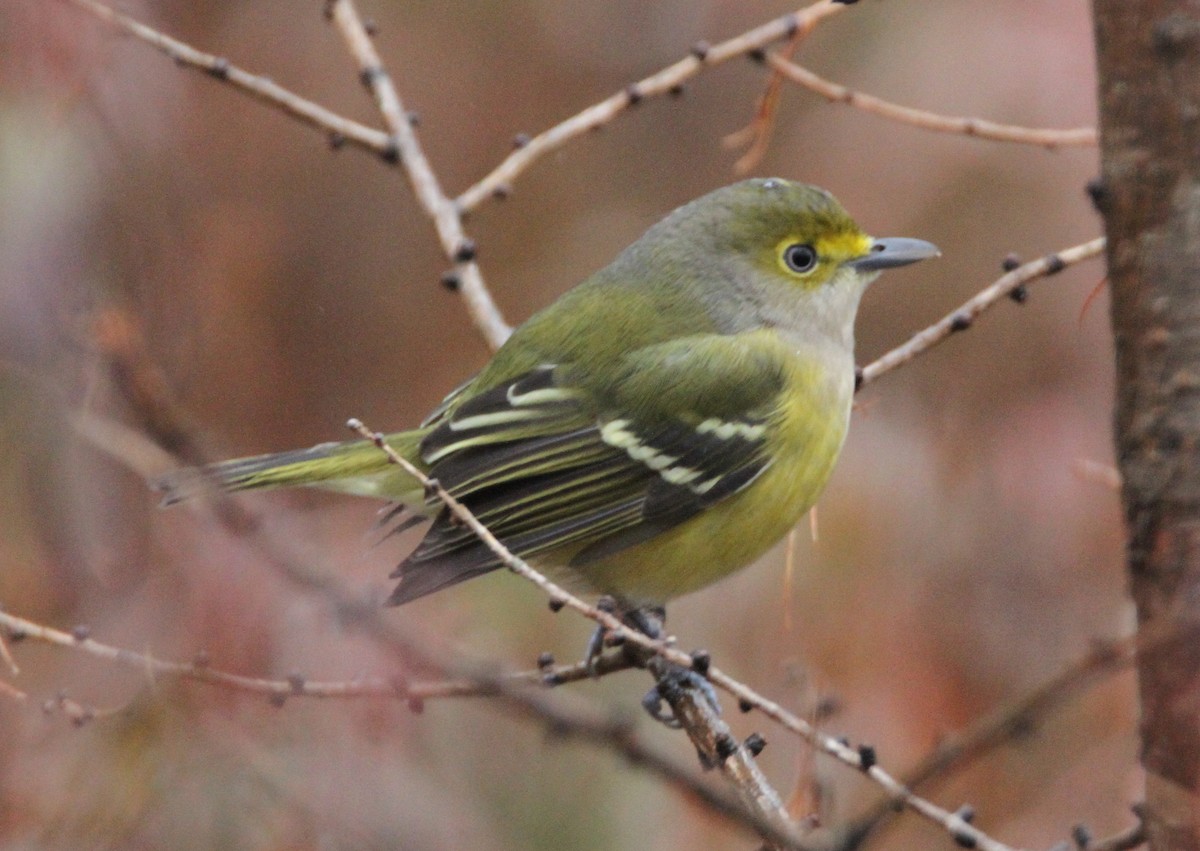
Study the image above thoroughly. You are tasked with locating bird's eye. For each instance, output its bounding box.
[783,243,818,274]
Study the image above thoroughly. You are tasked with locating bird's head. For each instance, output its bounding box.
[642,177,939,345]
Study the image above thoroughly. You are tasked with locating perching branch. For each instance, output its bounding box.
[124,484,814,848]
[346,418,1026,851]
[644,653,791,838]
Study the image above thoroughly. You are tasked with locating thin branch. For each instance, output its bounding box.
[830,636,1137,850]
[345,419,1026,851]
[63,0,392,155]
[0,678,27,703]
[327,0,511,349]
[860,238,1106,388]
[0,626,18,676]
[769,54,1098,149]
[6,486,808,844]
[724,22,813,175]
[1088,816,1147,851]
[646,655,793,842]
[0,608,632,706]
[63,0,512,349]
[906,637,1134,792]
[345,418,804,844]
[453,0,850,213]
[193,502,814,850]
[492,690,815,851]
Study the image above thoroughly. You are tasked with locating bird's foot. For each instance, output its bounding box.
[620,605,722,727]
[583,596,622,674]
[641,659,722,728]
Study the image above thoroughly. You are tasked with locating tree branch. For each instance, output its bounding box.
[326,0,511,349]
[768,54,1097,149]
[0,608,634,707]
[345,418,1026,851]
[63,0,392,155]
[832,635,1137,849]
[453,0,850,213]
[860,238,1106,389]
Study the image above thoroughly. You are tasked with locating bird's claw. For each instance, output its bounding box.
[641,661,722,727]
[583,623,607,675]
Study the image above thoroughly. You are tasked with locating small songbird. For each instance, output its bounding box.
[157,178,937,611]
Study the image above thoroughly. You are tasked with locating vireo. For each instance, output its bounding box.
[158,178,937,608]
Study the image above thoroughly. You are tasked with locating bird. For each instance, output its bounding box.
[156,178,937,617]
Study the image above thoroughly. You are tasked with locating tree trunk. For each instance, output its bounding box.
[1094,3,1200,849]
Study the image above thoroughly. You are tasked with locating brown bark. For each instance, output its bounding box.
[1094,2,1200,849]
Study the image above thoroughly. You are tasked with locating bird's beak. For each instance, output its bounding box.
[847,237,940,271]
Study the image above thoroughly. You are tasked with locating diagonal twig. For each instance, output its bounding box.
[830,636,1137,849]
[453,0,850,213]
[345,418,1025,851]
[326,0,511,349]
[860,238,1106,389]
[64,0,392,155]
[196,495,816,850]
[769,54,1098,149]
[63,0,513,350]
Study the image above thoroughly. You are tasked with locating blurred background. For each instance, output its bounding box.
[0,1,1130,849]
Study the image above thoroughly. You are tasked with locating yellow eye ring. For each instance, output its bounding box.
[782,243,818,274]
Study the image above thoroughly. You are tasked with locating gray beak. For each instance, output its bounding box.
[847,237,940,271]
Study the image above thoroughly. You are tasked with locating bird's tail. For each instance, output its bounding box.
[153,432,425,506]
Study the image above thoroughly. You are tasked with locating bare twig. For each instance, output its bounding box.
[0,626,18,676]
[207,506,814,850]
[63,0,392,155]
[0,678,27,702]
[62,0,513,349]
[769,54,1098,149]
[830,636,1137,849]
[0,607,806,848]
[327,0,511,349]
[1088,816,1147,851]
[724,22,812,175]
[860,238,1106,388]
[0,608,632,706]
[646,655,794,844]
[454,1,850,213]
[40,691,116,726]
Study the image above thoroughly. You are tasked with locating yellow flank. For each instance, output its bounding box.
[570,335,852,604]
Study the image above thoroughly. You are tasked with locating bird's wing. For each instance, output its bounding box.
[389,336,786,604]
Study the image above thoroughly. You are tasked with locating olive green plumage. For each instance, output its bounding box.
[155,178,937,607]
